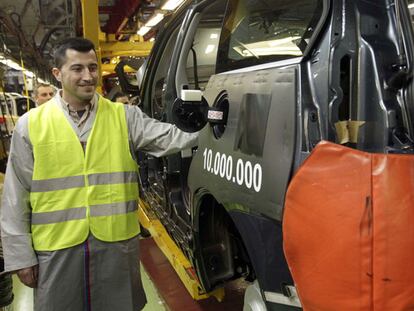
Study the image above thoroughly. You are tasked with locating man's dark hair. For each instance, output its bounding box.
[53,37,96,68]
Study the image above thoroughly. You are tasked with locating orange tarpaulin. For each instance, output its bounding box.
[283,141,414,311]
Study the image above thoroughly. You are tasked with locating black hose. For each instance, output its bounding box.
[190,47,199,90]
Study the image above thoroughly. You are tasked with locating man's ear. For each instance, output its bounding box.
[52,67,61,82]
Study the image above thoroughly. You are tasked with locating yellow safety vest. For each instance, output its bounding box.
[28,96,140,251]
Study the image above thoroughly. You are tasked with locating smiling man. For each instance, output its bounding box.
[0,37,198,311]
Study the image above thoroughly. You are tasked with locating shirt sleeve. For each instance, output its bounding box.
[0,114,38,272]
[125,105,199,157]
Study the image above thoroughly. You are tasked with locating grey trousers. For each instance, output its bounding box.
[34,234,147,311]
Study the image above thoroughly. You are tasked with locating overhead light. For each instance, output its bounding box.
[162,0,186,11]
[136,12,165,37]
[409,3,414,8]
[24,70,34,78]
[137,26,151,36]
[205,44,215,54]
[210,33,218,39]
[233,37,303,57]
[0,57,38,79]
[145,13,165,27]
[0,58,23,71]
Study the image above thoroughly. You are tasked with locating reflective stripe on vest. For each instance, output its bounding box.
[31,175,85,192]
[30,172,138,192]
[28,97,140,251]
[31,207,87,225]
[31,200,138,224]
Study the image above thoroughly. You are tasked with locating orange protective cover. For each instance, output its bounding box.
[283,141,414,311]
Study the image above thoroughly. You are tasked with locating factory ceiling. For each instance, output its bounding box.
[0,0,163,81]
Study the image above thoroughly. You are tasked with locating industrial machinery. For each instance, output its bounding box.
[121,0,414,310]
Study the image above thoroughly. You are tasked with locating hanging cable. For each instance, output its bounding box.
[19,51,31,112]
[0,94,11,161]
[0,77,11,137]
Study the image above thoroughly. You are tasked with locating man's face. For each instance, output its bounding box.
[35,86,55,105]
[52,49,98,105]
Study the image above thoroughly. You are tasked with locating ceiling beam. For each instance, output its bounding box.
[20,0,33,20]
[101,62,136,75]
[99,6,116,14]
[101,0,141,34]
[80,0,103,91]
[100,41,153,58]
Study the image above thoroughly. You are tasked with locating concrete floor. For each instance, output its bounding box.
[8,265,166,311]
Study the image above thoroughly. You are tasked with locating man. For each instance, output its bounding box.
[0,37,198,311]
[33,83,55,106]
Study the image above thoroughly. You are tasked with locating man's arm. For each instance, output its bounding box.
[125,105,198,156]
[0,115,38,286]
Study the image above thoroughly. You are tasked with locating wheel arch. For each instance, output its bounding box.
[192,189,294,298]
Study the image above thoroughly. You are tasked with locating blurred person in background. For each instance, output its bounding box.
[33,83,55,106]
[114,92,130,104]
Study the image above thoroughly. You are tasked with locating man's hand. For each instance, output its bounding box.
[16,265,39,288]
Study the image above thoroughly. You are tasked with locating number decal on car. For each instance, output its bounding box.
[202,148,262,192]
